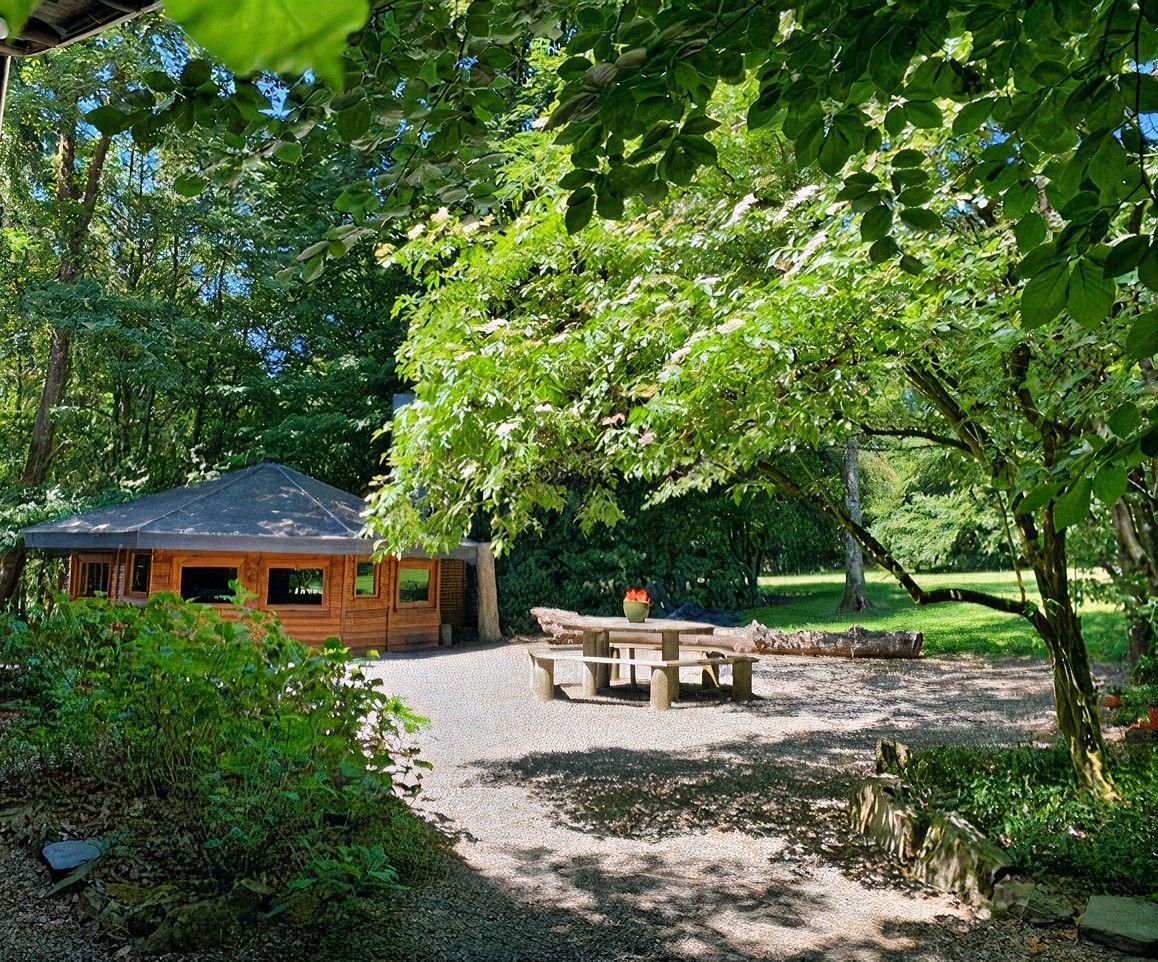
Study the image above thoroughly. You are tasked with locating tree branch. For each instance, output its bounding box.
[858,423,971,452]
[757,460,1034,619]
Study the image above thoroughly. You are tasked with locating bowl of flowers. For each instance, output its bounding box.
[623,587,651,623]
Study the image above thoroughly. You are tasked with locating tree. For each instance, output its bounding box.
[366,117,1150,800]
[836,437,874,613]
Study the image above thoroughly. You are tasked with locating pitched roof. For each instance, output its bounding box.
[21,463,476,561]
[0,1,159,58]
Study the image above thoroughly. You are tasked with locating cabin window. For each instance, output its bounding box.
[354,560,378,598]
[129,553,151,595]
[180,566,238,604]
[267,568,324,606]
[397,563,433,606]
[78,560,110,598]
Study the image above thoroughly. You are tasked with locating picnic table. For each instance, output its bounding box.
[529,614,754,709]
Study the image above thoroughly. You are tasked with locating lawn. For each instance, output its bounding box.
[752,570,1129,662]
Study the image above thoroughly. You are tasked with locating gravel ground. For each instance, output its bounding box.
[0,642,1133,962]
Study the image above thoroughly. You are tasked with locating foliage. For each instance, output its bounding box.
[0,592,441,904]
[752,571,1128,662]
[900,744,1158,895]
[497,487,838,633]
[1111,684,1158,726]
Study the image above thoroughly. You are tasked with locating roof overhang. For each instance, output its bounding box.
[0,1,160,58]
[22,529,483,564]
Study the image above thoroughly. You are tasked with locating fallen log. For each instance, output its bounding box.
[529,608,923,658]
[720,622,923,659]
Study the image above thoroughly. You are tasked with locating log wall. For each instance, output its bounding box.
[68,548,453,652]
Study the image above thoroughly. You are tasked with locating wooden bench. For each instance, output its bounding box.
[607,641,737,688]
[529,646,755,710]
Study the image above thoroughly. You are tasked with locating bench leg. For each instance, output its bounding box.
[650,665,676,710]
[610,645,621,682]
[531,657,555,702]
[731,659,753,703]
[702,652,723,689]
[629,648,637,689]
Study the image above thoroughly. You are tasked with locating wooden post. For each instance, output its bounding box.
[660,628,680,703]
[595,629,610,690]
[650,664,674,710]
[475,542,501,643]
[531,654,555,702]
[582,630,598,697]
[732,659,753,703]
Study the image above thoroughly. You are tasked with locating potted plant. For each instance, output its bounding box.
[623,588,651,623]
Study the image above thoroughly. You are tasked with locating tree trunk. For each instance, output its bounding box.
[1110,468,1157,672]
[475,542,501,643]
[1026,521,1117,801]
[0,129,111,608]
[837,437,874,613]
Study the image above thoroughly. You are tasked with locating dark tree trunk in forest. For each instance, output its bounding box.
[0,130,110,608]
[837,437,874,613]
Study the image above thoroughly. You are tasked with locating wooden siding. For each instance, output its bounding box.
[70,548,456,652]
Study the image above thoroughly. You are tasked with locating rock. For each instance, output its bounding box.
[848,776,926,861]
[138,899,237,955]
[1079,894,1158,956]
[41,840,100,878]
[1023,887,1075,926]
[227,878,274,919]
[908,812,1009,902]
[874,738,912,775]
[280,891,323,928]
[991,878,1036,918]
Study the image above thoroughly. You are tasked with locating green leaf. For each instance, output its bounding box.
[903,100,943,128]
[952,97,994,134]
[1053,477,1091,530]
[1124,311,1158,360]
[0,0,40,38]
[164,0,369,89]
[1103,235,1149,277]
[1020,263,1069,328]
[1137,244,1158,291]
[1092,461,1128,504]
[173,174,208,197]
[884,105,907,135]
[860,205,893,242]
[273,140,303,164]
[1019,483,1060,516]
[566,194,595,233]
[899,207,941,231]
[1014,213,1047,253]
[869,237,899,262]
[892,148,924,168]
[85,105,133,136]
[336,99,372,142]
[1066,259,1116,327]
[1107,402,1141,437]
[180,59,213,88]
[898,253,925,274]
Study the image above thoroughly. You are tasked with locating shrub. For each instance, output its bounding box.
[900,745,1158,895]
[0,591,442,904]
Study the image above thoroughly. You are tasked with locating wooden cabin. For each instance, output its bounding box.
[21,463,485,652]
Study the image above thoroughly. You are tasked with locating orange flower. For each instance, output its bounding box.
[624,588,650,603]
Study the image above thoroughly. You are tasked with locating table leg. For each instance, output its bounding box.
[629,648,638,689]
[660,629,680,703]
[582,630,598,696]
[596,630,610,690]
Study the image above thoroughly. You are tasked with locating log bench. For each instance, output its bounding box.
[529,646,755,710]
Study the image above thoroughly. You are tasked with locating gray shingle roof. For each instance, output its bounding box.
[21,463,476,560]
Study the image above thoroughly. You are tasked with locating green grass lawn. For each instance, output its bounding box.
[751,570,1129,662]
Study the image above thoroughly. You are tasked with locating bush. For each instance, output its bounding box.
[900,745,1158,895]
[0,591,443,906]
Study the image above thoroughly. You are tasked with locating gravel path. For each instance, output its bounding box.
[359,641,1130,962]
[0,642,1132,962]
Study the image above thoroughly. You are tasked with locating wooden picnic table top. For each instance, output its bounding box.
[550,614,717,635]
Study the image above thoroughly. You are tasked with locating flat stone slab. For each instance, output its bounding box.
[42,840,101,877]
[1079,895,1158,956]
